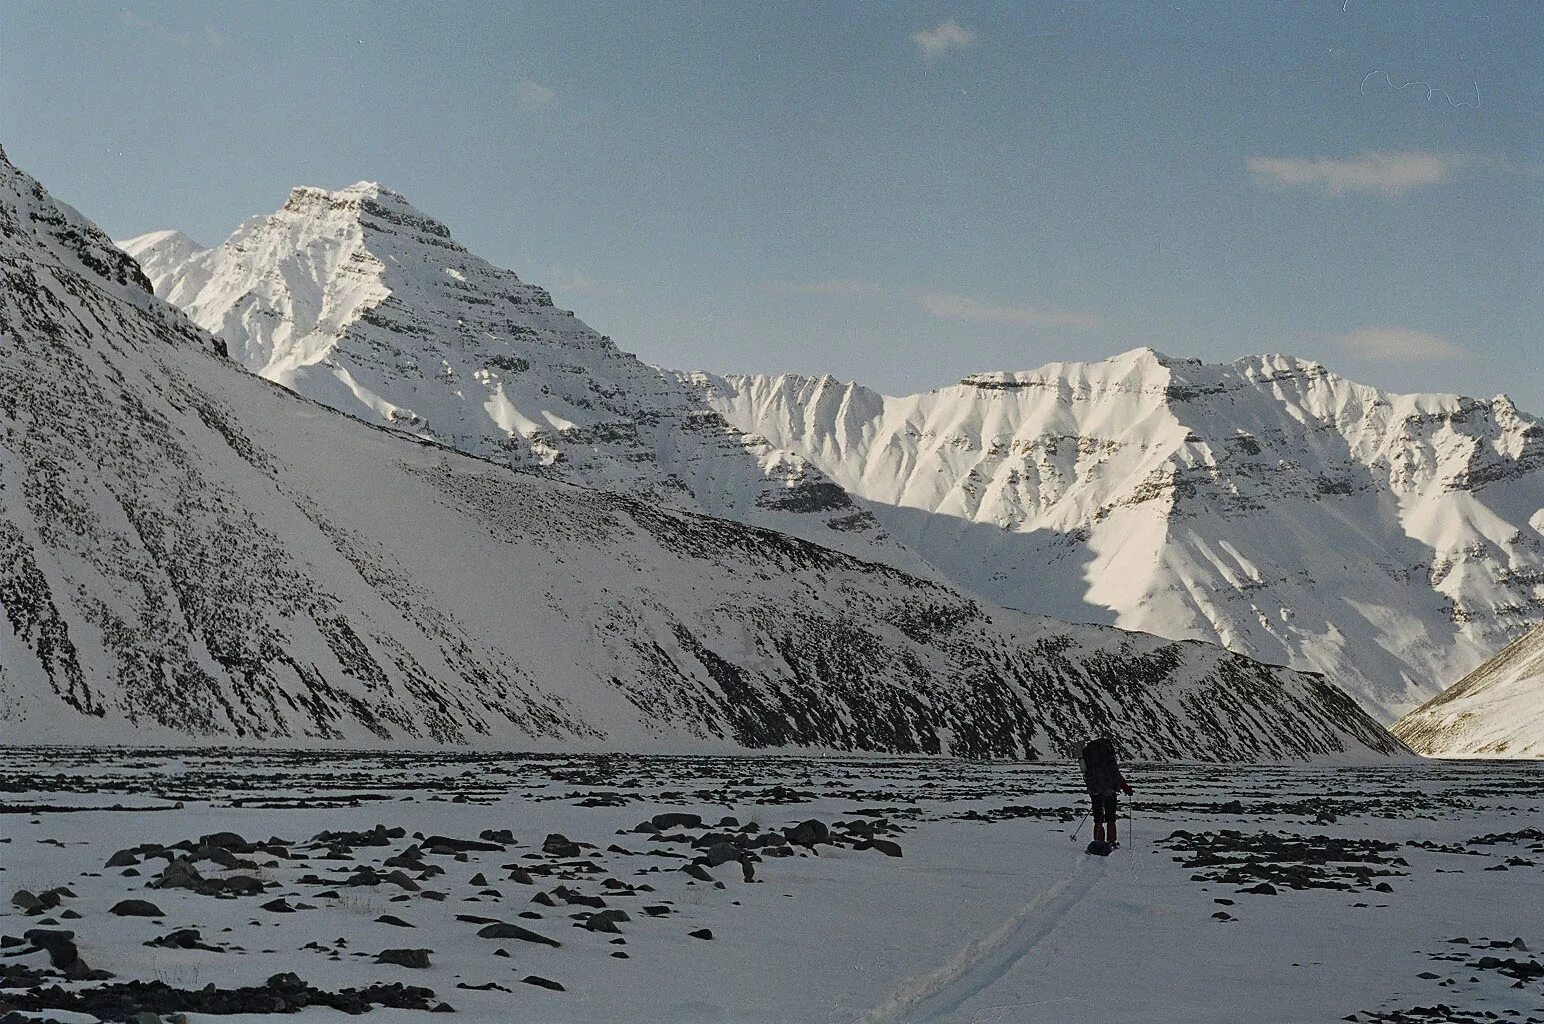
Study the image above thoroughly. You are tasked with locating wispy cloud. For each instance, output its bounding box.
[512,78,557,111]
[765,278,880,297]
[1247,150,1529,197]
[912,20,978,59]
[1335,326,1467,362]
[920,291,1101,329]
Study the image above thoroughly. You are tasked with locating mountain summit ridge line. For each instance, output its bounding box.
[120,181,1544,723]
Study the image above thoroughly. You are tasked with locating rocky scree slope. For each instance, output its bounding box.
[682,355,1544,721]
[1394,621,1544,758]
[0,149,1404,759]
[117,185,916,570]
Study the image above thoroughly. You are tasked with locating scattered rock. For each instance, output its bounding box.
[476,922,561,947]
[857,839,903,858]
[703,843,742,868]
[582,910,629,934]
[376,948,432,969]
[651,812,703,831]
[521,975,565,992]
[3,971,441,1017]
[145,929,220,952]
[784,820,830,849]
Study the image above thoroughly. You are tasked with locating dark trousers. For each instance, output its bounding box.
[1091,791,1119,823]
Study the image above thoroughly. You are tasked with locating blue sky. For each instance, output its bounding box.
[4,2,1539,406]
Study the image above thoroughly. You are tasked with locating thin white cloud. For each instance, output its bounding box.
[920,291,1101,329]
[1335,326,1467,362]
[1246,150,1534,197]
[913,20,978,59]
[512,78,557,111]
[1247,151,1452,196]
[765,278,880,297]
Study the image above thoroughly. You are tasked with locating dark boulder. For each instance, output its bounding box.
[651,812,703,831]
[784,820,830,848]
[521,975,565,991]
[582,910,629,934]
[476,922,561,947]
[857,839,903,858]
[376,948,432,969]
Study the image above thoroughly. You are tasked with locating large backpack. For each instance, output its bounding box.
[1080,736,1119,793]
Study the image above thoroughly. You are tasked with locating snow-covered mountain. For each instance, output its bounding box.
[116,185,915,570]
[1393,621,1544,757]
[0,147,1403,759]
[119,183,1543,725]
[681,353,1544,721]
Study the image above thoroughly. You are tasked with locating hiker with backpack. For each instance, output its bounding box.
[1077,736,1133,853]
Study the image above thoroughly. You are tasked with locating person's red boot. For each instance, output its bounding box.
[1107,821,1119,847]
[1093,822,1106,844]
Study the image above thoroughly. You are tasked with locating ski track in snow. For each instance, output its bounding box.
[858,854,1099,1023]
[4,752,1543,1023]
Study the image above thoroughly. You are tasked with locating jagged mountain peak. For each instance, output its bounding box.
[118,227,205,254]
[116,177,923,569]
[114,228,208,289]
[275,179,463,249]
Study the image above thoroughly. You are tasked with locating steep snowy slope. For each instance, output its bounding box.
[682,352,1544,720]
[117,186,913,569]
[1394,621,1544,757]
[0,148,1403,759]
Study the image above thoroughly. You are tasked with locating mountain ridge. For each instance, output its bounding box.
[683,351,1544,721]
[5,148,1404,759]
[119,178,1543,726]
[1393,621,1544,758]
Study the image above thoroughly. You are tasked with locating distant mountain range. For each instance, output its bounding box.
[0,146,1402,759]
[124,185,1544,726]
[685,358,1544,722]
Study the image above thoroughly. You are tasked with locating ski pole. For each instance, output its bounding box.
[1069,808,1090,842]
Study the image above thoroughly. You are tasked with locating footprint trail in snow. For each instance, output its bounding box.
[859,855,1101,1023]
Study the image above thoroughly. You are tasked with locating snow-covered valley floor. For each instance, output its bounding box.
[1,749,1540,1024]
